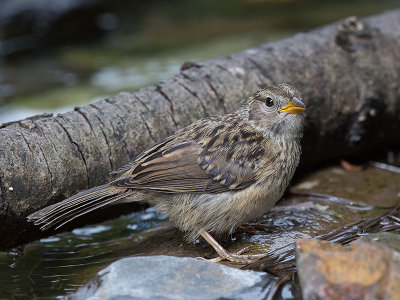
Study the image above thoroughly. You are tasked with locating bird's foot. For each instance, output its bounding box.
[209,246,266,264]
[199,229,265,264]
[209,246,250,263]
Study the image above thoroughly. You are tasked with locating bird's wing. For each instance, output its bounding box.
[109,136,176,175]
[111,138,260,194]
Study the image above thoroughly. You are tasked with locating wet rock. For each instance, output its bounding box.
[296,237,400,300]
[72,255,273,300]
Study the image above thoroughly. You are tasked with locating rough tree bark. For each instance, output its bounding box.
[0,10,399,250]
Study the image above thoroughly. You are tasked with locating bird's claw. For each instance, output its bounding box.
[209,245,265,264]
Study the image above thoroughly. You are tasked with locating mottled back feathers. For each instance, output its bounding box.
[111,114,268,194]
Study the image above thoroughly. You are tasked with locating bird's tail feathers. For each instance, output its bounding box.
[27,184,130,231]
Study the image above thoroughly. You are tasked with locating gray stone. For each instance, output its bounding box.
[71,255,273,300]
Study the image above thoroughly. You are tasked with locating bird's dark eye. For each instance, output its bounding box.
[265,97,274,107]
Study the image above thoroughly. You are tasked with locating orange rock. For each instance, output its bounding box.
[296,238,400,300]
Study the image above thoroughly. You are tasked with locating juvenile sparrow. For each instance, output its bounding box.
[28,83,306,263]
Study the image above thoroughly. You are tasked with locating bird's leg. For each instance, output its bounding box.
[199,229,266,264]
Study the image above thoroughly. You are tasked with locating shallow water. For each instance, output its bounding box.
[0,208,168,299]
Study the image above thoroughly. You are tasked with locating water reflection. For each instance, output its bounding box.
[0,207,166,299]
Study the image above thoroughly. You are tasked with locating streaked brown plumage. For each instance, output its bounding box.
[28,83,306,263]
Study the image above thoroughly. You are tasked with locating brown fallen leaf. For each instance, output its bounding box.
[340,159,363,171]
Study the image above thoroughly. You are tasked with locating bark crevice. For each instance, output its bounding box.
[19,129,54,193]
[156,85,179,128]
[35,120,58,151]
[134,95,151,111]
[54,117,90,186]
[139,114,157,143]
[177,81,208,116]
[76,108,95,132]
[104,98,131,160]
[86,105,114,171]
[18,129,34,155]
[37,143,54,193]
[205,75,227,114]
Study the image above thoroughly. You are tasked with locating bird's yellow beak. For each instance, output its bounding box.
[279,97,306,114]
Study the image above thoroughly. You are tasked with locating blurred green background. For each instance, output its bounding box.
[1,0,398,124]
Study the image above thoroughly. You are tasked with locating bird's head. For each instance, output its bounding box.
[242,83,306,139]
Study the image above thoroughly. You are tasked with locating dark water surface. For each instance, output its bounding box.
[0,208,168,299]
